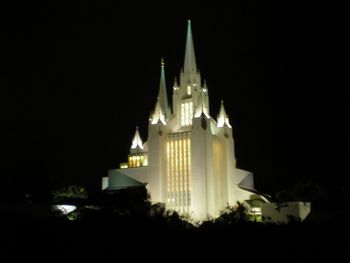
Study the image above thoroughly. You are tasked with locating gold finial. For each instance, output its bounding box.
[161,57,165,67]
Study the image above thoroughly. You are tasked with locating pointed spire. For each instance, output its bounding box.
[151,97,166,125]
[194,89,209,118]
[157,58,170,119]
[203,79,208,92]
[220,100,226,115]
[217,100,232,128]
[174,77,179,87]
[131,126,144,151]
[184,20,197,74]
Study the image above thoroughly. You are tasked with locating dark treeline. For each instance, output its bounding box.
[1,185,347,260]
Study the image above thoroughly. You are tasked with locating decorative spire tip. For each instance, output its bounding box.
[161,57,165,67]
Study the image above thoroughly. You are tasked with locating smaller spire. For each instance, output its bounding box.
[156,58,170,119]
[151,98,166,125]
[194,89,209,118]
[202,79,208,92]
[173,77,179,91]
[217,100,232,128]
[131,126,144,151]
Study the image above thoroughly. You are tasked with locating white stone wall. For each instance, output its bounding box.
[190,117,208,219]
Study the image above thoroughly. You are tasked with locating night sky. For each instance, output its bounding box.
[2,1,348,196]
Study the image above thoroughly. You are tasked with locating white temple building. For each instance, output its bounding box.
[102,20,267,220]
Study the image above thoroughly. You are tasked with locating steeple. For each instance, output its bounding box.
[194,89,209,118]
[173,77,179,88]
[202,79,208,92]
[151,97,166,125]
[217,100,232,128]
[157,58,170,119]
[131,126,144,152]
[184,20,197,74]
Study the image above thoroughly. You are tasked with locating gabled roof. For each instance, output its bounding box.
[107,170,145,190]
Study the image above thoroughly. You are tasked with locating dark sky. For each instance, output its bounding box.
[2,1,348,196]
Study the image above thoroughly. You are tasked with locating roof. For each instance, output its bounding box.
[238,186,273,202]
[107,170,146,190]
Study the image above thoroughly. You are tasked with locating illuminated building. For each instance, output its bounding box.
[102,21,266,219]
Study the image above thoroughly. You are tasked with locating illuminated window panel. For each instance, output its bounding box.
[187,85,191,95]
[166,133,191,213]
[181,101,193,126]
[143,154,148,166]
[120,162,128,169]
[126,153,148,168]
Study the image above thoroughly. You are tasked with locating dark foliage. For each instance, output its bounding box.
[2,186,348,261]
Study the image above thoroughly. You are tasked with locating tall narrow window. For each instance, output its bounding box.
[166,133,191,214]
[181,101,193,126]
[187,85,191,95]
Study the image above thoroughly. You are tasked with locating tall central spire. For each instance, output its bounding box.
[184,20,197,74]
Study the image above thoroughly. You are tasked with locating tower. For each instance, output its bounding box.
[103,20,265,220]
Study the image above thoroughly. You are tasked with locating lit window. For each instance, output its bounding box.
[166,133,191,213]
[128,155,146,167]
[181,101,193,126]
[120,163,128,169]
[187,85,191,95]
